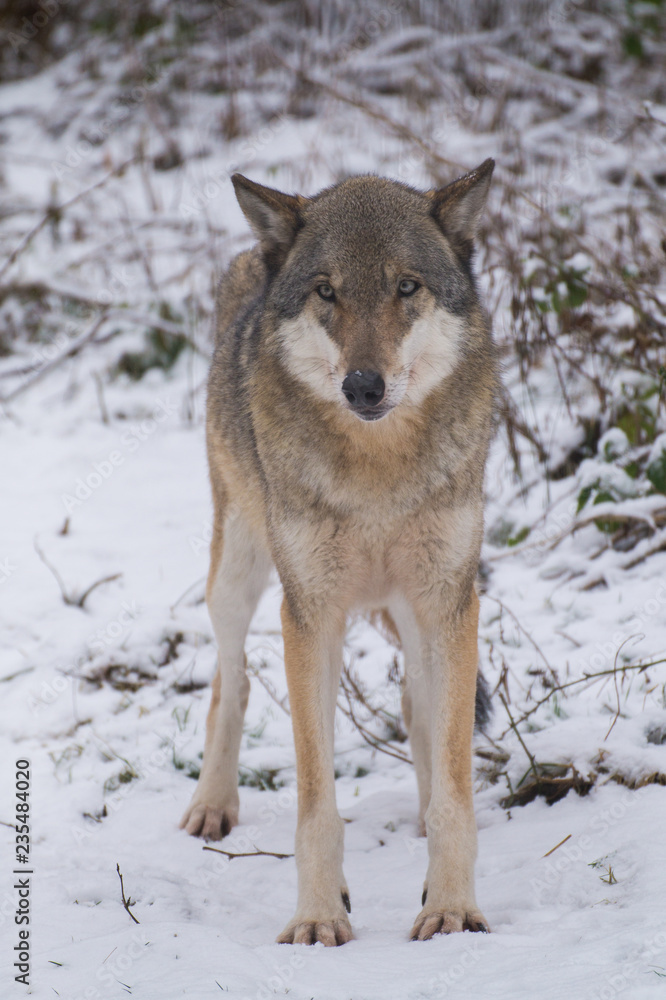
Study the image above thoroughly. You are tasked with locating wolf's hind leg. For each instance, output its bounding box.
[388,601,432,837]
[180,508,271,840]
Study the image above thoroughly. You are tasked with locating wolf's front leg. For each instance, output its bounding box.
[180,511,271,840]
[409,589,490,939]
[276,598,352,946]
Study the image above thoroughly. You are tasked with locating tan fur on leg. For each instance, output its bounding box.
[276,599,352,946]
[180,507,271,840]
[409,589,490,939]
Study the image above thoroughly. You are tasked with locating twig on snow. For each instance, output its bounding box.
[116,863,140,924]
[543,833,572,858]
[499,692,538,783]
[203,845,293,860]
[603,636,637,742]
[498,657,666,740]
[34,539,121,609]
[487,595,558,689]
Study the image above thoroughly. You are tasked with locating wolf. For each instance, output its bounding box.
[180,159,498,945]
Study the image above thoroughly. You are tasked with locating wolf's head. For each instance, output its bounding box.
[232,161,494,422]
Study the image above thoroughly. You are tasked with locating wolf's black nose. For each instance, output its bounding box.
[342,370,385,408]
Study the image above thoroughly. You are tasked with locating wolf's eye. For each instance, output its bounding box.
[317,283,335,301]
[398,279,419,297]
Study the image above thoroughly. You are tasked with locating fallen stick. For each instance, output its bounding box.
[116,863,140,924]
[203,845,293,860]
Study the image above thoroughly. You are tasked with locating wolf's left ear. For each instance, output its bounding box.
[231,174,307,269]
[429,158,494,261]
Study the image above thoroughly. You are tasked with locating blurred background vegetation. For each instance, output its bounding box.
[1,0,665,563]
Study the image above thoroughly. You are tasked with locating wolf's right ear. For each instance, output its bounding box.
[429,158,494,263]
[232,174,307,269]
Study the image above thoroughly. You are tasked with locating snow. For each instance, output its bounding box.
[1,4,666,998]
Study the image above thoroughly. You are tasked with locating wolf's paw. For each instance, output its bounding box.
[179,797,239,840]
[409,906,489,940]
[277,915,353,947]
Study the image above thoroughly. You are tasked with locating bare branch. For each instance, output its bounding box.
[203,845,293,860]
[0,158,138,282]
[116,863,140,924]
[34,539,121,609]
[2,314,108,404]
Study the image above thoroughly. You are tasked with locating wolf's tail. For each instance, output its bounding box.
[371,608,493,730]
[474,668,492,731]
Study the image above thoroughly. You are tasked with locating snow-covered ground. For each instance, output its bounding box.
[1,4,666,998]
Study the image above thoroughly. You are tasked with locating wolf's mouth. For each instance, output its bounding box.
[349,404,393,422]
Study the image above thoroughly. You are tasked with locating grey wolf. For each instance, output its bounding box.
[180,159,498,945]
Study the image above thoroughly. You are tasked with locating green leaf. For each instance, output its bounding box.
[592,490,622,533]
[507,526,530,547]
[592,490,616,506]
[647,450,666,494]
[567,281,587,308]
[623,31,643,57]
[577,483,596,513]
